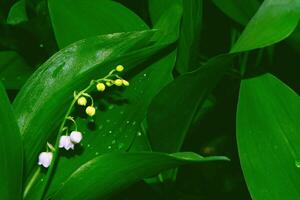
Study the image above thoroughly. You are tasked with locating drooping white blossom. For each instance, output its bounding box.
[70,131,83,144]
[38,152,53,168]
[59,135,74,150]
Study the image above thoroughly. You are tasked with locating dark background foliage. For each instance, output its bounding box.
[0,0,299,200]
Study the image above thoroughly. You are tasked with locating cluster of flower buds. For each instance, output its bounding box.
[38,65,129,168]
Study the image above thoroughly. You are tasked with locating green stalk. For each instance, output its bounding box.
[26,69,116,200]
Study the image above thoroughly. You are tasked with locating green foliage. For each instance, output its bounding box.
[0,51,33,89]
[0,0,300,200]
[6,0,28,25]
[237,74,300,200]
[147,54,234,153]
[0,82,23,200]
[52,152,228,199]
[231,0,300,52]
[48,0,148,48]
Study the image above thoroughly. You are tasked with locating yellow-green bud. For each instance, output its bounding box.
[106,81,113,87]
[116,65,124,72]
[122,80,129,86]
[96,83,105,92]
[77,97,87,106]
[114,79,123,86]
[86,106,96,117]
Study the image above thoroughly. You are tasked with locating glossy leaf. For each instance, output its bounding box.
[231,0,300,52]
[48,0,148,48]
[38,51,177,198]
[148,0,181,25]
[237,73,300,200]
[13,30,164,178]
[52,152,229,199]
[212,0,260,25]
[147,54,235,152]
[0,51,33,89]
[0,82,23,200]
[150,2,182,45]
[6,0,28,25]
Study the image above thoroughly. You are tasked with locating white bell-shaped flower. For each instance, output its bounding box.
[59,135,74,150]
[70,131,83,144]
[38,152,53,168]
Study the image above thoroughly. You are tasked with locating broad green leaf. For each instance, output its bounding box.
[52,152,229,200]
[237,73,300,200]
[0,82,23,200]
[147,54,235,152]
[13,30,164,179]
[211,0,260,25]
[48,0,148,48]
[38,51,178,198]
[231,0,300,53]
[175,0,202,74]
[148,0,181,25]
[150,2,182,45]
[0,51,33,89]
[6,0,28,25]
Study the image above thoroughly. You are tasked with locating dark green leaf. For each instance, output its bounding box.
[52,152,229,200]
[175,0,202,74]
[231,0,300,52]
[0,51,33,89]
[13,30,164,179]
[150,2,182,45]
[237,73,300,200]
[147,54,235,152]
[148,0,181,25]
[48,0,148,48]
[39,51,178,198]
[211,0,260,25]
[6,0,28,25]
[0,82,23,200]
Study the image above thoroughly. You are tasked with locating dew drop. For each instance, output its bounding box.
[132,121,136,126]
[295,160,300,168]
[137,132,142,136]
[126,120,130,124]
[143,73,147,77]
[39,44,44,48]
[118,143,125,149]
[41,178,44,182]
[95,152,99,155]
[112,139,116,144]
[108,145,112,149]
[108,130,112,134]
[106,119,111,123]
[87,144,91,148]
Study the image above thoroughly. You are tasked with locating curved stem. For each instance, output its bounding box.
[38,72,115,199]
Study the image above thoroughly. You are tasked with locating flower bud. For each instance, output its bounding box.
[86,106,96,116]
[116,65,124,72]
[106,81,113,87]
[70,131,83,144]
[114,79,123,86]
[38,152,53,168]
[77,97,87,106]
[59,136,74,150]
[96,83,105,92]
[122,80,129,86]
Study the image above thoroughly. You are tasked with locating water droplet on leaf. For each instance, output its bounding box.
[295,160,300,168]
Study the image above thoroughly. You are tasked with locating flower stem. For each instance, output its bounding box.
[38,70,116,199]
